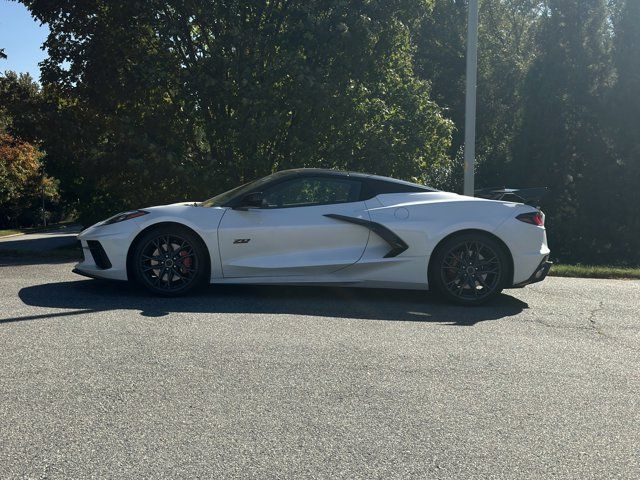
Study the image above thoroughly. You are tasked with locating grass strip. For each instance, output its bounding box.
[550,264,640,280]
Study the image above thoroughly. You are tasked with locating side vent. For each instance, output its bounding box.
[87,240,112,269]
[324,214,409,258]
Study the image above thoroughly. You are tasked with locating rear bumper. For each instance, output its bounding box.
[511,256,552,288]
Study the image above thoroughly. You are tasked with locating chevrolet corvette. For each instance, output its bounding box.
[73,169,551,305]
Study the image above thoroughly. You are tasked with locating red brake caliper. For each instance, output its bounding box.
[179,250,192,274]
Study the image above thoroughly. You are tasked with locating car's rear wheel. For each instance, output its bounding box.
[132,226,208,296]
[430,233,508,306]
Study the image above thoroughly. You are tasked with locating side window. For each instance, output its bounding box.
[262,177,362,208]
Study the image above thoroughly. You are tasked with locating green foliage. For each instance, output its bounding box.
[0,71,44,140]
[0,72,61,227]
[550,264,640,280]
[416,0,542,186]
[418,0,639,266]
[415,0,467,193]
[20,0,453,226]
[0,132,59,227]
[6,0,640,265]
[511,0,615,262]
[607,0,640,263]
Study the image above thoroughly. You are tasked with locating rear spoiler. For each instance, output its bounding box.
[474,187,548,207]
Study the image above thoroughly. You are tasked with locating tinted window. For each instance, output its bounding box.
[201,172,290,207]
[262,177,362,208]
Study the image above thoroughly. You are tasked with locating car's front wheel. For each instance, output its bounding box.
[132,226,208,296]
[430,233,509,306]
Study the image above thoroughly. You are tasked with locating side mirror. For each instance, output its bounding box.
[234,192,264,210]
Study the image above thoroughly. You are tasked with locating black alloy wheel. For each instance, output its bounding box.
[431,233,508,305]
[133,227,208,296]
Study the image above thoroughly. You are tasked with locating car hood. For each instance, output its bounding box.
[134,202,227,228]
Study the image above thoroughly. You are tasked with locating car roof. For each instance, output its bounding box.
[273,168,436,191]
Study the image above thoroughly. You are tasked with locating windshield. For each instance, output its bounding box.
[200,173,281,207]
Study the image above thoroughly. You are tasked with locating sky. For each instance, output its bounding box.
[0,0,49,80]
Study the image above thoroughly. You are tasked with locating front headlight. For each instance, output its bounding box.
[101,210,149,225]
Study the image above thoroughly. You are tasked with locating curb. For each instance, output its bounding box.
[0,233,26,239]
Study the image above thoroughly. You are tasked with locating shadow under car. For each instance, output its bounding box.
[10,278,529,326]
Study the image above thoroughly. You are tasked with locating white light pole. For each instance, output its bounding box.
[463,0,479,196]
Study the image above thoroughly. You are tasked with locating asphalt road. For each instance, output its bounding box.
[0,260,638,479]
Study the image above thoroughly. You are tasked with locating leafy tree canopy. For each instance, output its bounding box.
[21,0,453,225]
[7,0,640,265]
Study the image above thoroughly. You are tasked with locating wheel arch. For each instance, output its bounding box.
[427,229,514,288]
[126,221,211,282]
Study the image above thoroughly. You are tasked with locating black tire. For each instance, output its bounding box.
[430,233,509,306]
[132,225,208,296]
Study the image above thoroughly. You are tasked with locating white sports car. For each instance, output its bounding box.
[74,169,551,305]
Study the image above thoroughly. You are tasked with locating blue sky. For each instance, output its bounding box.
[0,1,49,80]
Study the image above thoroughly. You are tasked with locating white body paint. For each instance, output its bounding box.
[76,186,549,290]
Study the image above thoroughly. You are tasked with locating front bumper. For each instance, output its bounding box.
[72,267,126,281]
[512,256,552,288]
[74,239,129,281]
[73,222,139,281]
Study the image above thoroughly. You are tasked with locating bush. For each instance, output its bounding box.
[0,133,59,227]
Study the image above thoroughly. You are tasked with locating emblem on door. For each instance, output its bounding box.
[233,239,251,244]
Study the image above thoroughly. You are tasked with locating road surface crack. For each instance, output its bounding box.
[583,300,640,353]
[587,301,605,334]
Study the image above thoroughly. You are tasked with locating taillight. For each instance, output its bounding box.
[516,211,544,226]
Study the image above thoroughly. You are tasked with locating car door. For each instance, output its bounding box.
[217,176,370,277]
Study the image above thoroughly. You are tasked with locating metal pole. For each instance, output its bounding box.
[41,183,46,227]
[463,0,479,197]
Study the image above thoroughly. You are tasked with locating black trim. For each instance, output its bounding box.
[324,214,409,258]
[475,187,548,207]
[78,240,85,262]
[72,268,101,280]
[510,256,552,288]
[72,268,126,281]
[72,268,91,278]
[87,240,112,269]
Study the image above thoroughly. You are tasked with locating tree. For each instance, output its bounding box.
[0,72,62,227]
[0,71,44,141]
[0,132,59,227]
[511,0,614,263]
[474,0,543,185]
[416,0,543,191]
[414,0,467,192]
[11,0,636,265]
[21,0,454,225]
[608,0,640,264]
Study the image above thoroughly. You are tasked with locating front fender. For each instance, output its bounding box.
[131,206,227,280]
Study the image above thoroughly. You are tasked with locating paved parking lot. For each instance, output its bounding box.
[1,260,638,479]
